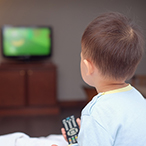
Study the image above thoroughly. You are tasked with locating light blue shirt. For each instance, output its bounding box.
[71,85,146,146]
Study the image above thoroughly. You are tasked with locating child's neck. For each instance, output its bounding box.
[97,82,128,93]
[94,77,128,93]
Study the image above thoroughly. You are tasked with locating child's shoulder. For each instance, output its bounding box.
[82,85,146,117]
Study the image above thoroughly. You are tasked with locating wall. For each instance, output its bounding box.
[0,0,145,101]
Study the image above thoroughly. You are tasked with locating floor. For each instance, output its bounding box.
[0,107,83,137]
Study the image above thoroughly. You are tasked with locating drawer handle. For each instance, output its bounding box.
[20,70,25,76]
[28,70,33,76]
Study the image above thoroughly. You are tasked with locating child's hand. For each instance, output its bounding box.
[61,118,81,142]
[51,118,81,146]
[76,118,81,128]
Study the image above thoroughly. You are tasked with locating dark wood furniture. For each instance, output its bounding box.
[83,86,97,102]
[0,61,59,116]
[131,75,146,98]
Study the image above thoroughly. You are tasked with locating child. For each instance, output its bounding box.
[53,12,146,146]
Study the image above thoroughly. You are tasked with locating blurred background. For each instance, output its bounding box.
[0,0,145,137]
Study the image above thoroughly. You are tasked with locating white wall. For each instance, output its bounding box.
[0,0,145,101]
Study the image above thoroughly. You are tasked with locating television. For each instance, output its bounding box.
[1,26,52,61]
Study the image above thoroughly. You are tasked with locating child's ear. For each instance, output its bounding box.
[83,59,94,75]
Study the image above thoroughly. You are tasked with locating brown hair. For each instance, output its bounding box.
[81,12,144,80]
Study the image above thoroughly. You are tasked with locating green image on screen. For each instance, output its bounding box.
[3,27,51,56]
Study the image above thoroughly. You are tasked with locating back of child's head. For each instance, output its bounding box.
[81,12,144,80]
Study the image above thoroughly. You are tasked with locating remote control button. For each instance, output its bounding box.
[67,128,78,136]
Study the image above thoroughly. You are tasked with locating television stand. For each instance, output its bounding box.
[0,62,59,116]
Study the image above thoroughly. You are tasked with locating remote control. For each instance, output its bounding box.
[62,115,79,144]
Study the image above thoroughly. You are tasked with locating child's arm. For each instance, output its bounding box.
[78,115,113,146]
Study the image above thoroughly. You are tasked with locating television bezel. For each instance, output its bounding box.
[1,25,53,61]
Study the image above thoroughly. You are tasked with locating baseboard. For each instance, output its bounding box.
[0,106,60,116]
[58,100,87,108]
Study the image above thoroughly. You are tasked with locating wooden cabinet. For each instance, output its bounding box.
[27,68,57,106]
[0,62,59,116]
[0,70,25,107]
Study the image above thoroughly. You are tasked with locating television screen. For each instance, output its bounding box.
[1,26,52,60]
